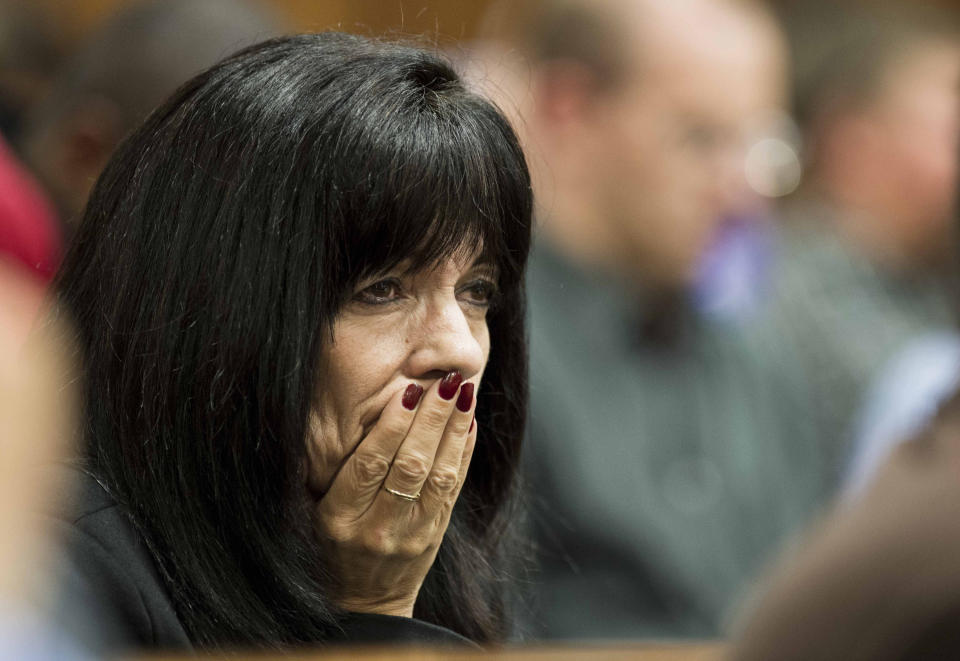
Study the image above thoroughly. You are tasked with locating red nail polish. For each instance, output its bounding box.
[438,371,463,400]
[402,384,424,410]
[469,416,475,432]
[456,382,474,412]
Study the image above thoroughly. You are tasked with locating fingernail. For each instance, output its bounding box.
[469,416,475,432]
[456,382,475,412]
[402,383,424,410]
[438,371,463,400]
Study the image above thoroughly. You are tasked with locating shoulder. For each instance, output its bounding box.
[46,465,191,654]
[332,613,478,647]
[47,466,474,651]
[845,332,960,497]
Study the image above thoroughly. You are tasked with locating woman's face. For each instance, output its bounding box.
[307,250,497,495]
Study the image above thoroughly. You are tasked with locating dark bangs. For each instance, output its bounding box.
[311,51,531,301]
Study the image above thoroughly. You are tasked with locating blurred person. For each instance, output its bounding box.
[717,12,960,638]
[0,1,62,283]
[0,1,61,143]
[0,262,84,659]
[728,387,960,661]
[689,8,801,322]
[766,1,960,480]
[19,0,282,229]
[0,134,61,282]
[0,44,75,649]
[51,32,532,654]
[477,0,826,639]
[844,329,960,499]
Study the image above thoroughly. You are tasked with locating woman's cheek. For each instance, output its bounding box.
[305,407,340,496]
[310,320,406,489]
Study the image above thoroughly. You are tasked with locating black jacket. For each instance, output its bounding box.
[48,465,473,654]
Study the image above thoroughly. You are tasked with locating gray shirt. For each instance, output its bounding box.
[523,242,828,639]
[767,200,956,477]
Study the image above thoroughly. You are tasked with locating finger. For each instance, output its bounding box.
[420,381,475,507]
[428,416,477,519]
[322,382,424,517]
[381,370,462,504]
[455,415,478,494]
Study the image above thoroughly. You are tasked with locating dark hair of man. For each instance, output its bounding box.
[483,0,631,90]
[24,0,280,146]
[775,0,959,140]
[54,32,532,649]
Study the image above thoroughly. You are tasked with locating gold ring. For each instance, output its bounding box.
[384,486,421,502]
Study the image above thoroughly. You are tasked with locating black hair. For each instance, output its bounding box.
[54,32,532,650]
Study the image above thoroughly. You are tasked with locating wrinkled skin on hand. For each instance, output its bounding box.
[314,373,477,617]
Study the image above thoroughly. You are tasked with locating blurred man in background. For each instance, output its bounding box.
[18,0,282,230]
[767,1,960,485]
[477,0,826,639]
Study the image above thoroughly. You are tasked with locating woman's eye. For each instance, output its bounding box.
[459,279,499,307]
[354,279,403,305]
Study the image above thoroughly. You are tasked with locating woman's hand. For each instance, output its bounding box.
[314,370,477,617]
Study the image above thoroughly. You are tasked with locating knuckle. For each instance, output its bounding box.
[352,452,391,487]
[391,452,432,483]
[398,538,431,559]
[382,416,411,439]
[361,528,397,556]
[421,404,451,430]
[427,467,460,494]
[315,509,354,541]
[324,519,353,543]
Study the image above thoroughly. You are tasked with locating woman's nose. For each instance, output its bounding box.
[405,300,486,381]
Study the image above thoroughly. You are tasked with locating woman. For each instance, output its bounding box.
[51,32,532,652]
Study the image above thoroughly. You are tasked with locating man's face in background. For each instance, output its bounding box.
[870,42,960,266]
[589,1,785,290]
